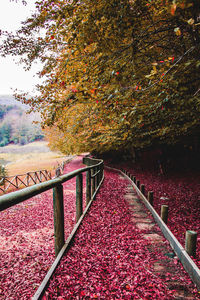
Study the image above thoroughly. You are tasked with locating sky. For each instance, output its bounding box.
[0,0,42,95]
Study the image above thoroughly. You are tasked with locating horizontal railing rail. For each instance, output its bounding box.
[0,157,104,258]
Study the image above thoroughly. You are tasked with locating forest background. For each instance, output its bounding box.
[0,95,44,147]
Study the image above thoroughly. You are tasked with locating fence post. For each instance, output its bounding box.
[136,180,140,189]
[95,166,98,190]
[140,184,145,195]
[96,166,99,187]
[15,176,18,188]
[4,177,6,191]
[53,183,65,256]
[86,170,91,205]
[185,230,197,258]
[148,191,154,206]
[161,205,168,224]
[55,168,61,177]
[91,168,95,197]
[101,163,104,181]
[76,174,83,222]
[98,165,101,185]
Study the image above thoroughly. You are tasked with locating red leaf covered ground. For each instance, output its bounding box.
[115,162,200,269]
[0,156,86,300]
[44,169,200,299]
[0,156,199,299]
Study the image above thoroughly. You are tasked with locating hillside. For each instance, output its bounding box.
[0,94,28,108]
[0,95,44,147]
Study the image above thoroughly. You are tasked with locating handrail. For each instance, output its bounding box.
[0,157,104,257]
[33,157,104,300]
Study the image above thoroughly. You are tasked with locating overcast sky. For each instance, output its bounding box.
[0,0,42,95]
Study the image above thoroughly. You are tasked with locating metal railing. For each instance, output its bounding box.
[0,156,104,257]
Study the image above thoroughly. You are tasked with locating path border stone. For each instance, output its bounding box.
[105,165,200,290]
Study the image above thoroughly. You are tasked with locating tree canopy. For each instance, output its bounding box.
[1,0,200,154]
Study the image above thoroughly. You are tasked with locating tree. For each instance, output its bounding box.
[0,164,6,179]
[1,0,200,154]
[0,122,12,146]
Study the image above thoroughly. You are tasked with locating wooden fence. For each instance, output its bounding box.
[0,157,73,194]
[0,170,52,194]
[0,156,104,257]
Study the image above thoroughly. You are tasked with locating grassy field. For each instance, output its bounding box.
[0,141,69,176]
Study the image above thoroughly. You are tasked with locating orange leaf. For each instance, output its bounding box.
[171,4,176,15]
[90,89,96,94]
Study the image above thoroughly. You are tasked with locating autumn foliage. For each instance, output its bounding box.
[1,0,200,154]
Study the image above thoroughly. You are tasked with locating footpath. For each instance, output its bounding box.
[42,167,200,299]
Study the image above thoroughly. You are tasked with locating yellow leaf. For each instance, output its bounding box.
[187,18,194,25]
[174,27,181,36]
[153,65,157,73]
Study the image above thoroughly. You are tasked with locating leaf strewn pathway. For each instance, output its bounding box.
[0,157,199,299]
[44,169,199,299]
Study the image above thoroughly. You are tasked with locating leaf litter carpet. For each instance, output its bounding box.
[44,169,200,299]
[0,157,199,299]
[0,156,86,300]
[116,162,200,269]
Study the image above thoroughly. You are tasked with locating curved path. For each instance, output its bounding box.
[43,168,199,299]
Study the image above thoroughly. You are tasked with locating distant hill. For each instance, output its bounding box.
[0,94,29,109]
[0,95,44,147]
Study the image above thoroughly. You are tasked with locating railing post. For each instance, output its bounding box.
[94,166,97,189]
[136,180,140,189]
[53,183,65,256]
[91,168,95,197]
[140,184,145,195]
[148,191,154,206]
[86,170,91,205]
[97,165,100,186]
[185,230,197,258]
[161,205,168,224]
[3,177,6,192]
[101,163,104,181]
[15,176,18,188]
[76,174,83,222]
[55,168,61,177]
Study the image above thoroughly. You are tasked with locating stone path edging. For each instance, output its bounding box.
[105,165,200,290]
